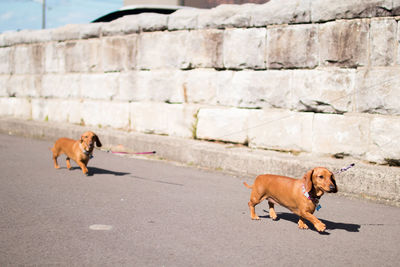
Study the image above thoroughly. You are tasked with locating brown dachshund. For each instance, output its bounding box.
[51,131,102,176]
[243,167,337,232]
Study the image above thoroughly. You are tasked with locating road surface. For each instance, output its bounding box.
[1,133,399,266]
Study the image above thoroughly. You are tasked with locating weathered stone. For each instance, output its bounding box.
[311,0,392,22]
[168,8,205,30]
[135,70,184,103]
[248,110,314,152]
[181,69,218,104]
[13,44,44,75]
[51,24,81,41]
[367,115,400,163]
[197,4,252,29]
[101,15,140,36]
[394,0,400,15]
[370,18,397,66]
[0,75,9,96]
[355,67,400,115]
[44,42,65,73]
[102,35,137,72]
[137,13,168,32]
[0,97,31,119]
[215,70,291,109]
[7,75,42,97]
[80,73,119,100]
[130,102,198,138]
[137,31,188,69]
[223,28,266,69]
[291,68,355,113]
[79,23,103,39]
[42,74,81,98]
[196,107,254,144]
[267,24,318,69]
[319,19,369,67]
[0,47,13,74]
[64,40,102,73]
[186,29,223,69]
[80,100,130,129]
[116,71,138,101]
[251,0,311,26]
[312,113,370,156]
[397,20,400,65]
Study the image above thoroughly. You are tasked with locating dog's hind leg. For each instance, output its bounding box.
[66,157,72,170]
[268,200,278,220]
[52,148,60,169]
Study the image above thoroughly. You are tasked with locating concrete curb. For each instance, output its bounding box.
[1,117,399,206]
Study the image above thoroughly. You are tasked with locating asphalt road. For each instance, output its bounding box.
[1,133,399,266]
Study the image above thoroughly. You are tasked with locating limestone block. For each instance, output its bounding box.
[267,24,318,69]
[0,75,9,96]
[51,24,81,41]
[312,113,370,156]
[0,97,31,119]
[7,75,42,97]
[394,0,400,15]
[251,0,310,26]
[319,20,369,67]
[31,98,48,121]
[196,107,254,143]
[80,73,119,100]
[397,21,400,65]
[370,18,397,66]
[135,70,184,103]
[223,28,266,69]
[78,23,103,39]
[13,44,44,74]
[168,8,206,30]
[0,47,13,74]
[65,40,102,73]
[197,4,252,29]
[367,115,400,163]
[102,35,137,72]
[216,70,291,109]
[137,31,189,69]
[130,102,198,138]
[355,67,400,115]
[44,42,66,73]
[186,29,223,69]
[81,100,130,129]
[101,15,140,36]
[181,69,218,104]
[311,0,392,22]
[42,74,81,98]
[291,68,355,113]
[137,13,168,32]
[116,71,138,101]
[248,110,314,152]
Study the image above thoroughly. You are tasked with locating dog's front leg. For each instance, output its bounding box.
[300,212,326,232]
[77,161,89,176]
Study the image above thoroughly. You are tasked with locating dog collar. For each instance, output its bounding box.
[80,143,93,158]
[302,184,321,211]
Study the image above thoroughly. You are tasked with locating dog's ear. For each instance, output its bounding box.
[303,169,314,192]
[94,134,102,147]
[80,134,84,143]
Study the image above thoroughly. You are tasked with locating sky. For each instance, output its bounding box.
[0,0,123,33]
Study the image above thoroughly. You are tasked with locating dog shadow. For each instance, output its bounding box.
[68,166,130,176]
[261,210,361,234]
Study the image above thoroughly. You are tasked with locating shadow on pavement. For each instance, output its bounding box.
[261,211,361,233]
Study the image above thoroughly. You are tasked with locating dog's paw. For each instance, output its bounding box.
[315,222,326,232]
[251,215,261,220]
[298,221,309,230]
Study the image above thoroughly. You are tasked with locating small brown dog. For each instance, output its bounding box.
[243,167,337,232]
[51,131,102,176]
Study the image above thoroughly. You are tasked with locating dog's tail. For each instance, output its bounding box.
[243,182,253,189]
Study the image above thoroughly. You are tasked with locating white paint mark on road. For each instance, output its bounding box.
[89,224,113,231]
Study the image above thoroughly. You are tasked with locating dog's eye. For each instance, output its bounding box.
[318,175,324,179]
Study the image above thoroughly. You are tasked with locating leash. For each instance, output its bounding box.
[335,163,355,175]
[106,150,156,155]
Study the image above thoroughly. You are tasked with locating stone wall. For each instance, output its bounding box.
[1,0,400,164]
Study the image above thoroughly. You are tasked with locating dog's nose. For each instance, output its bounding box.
[329,184,336,191]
